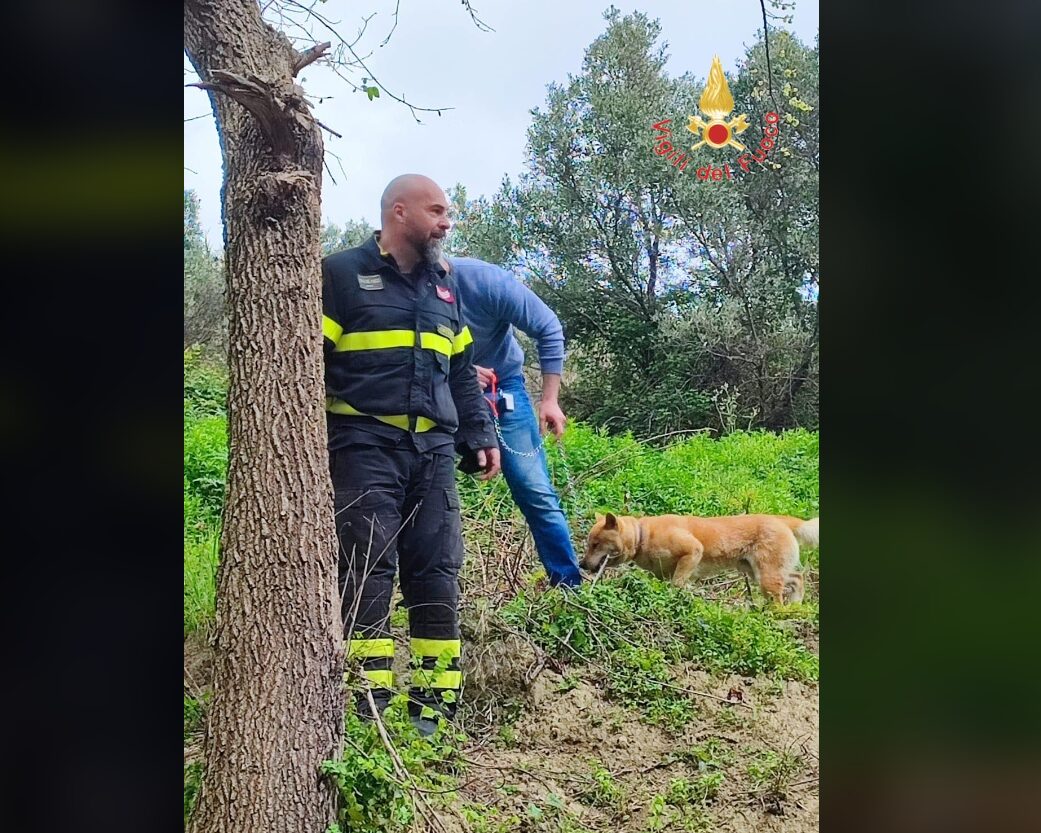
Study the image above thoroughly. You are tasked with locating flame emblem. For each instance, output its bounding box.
[687,56,750,151]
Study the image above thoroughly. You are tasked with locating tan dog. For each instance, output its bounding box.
[580,512,819,604]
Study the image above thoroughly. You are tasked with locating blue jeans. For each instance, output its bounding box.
[489,376,582,587]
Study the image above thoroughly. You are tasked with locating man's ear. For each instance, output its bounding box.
[604,512,617,530]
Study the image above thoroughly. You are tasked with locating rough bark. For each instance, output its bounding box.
[185,1,343,830]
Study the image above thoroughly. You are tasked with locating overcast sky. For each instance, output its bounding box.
[184,0,818,250]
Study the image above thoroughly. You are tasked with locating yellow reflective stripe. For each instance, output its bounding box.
[419,332,453,357]
[452,326,473,355]
[325,398,438,433]
[363,669,394,688]
[410,638,461,659]
[323,315,343,344]
[332,329,456,358]
[411,669,462,689]
[335,329,415,352]
[348,638,395,659]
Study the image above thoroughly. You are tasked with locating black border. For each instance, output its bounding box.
[825,1,1041,830]
[5,4,183,832]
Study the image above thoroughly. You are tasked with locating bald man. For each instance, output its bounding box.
[321,174,500,736]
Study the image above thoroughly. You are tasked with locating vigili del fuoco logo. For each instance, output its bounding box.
[651,55,780,182]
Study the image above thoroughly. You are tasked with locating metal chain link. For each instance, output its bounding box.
[489,397,579,501]
[492,413,543,458]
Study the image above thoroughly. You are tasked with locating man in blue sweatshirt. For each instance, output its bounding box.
[444,256,583,588]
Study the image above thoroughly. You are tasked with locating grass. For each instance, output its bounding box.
[183,350,227,636]
[501,570,817,727]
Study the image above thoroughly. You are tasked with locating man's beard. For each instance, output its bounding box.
[422,237,444,265]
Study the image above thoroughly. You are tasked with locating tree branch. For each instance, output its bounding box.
[190,69,307,157]
[292,40,331,75]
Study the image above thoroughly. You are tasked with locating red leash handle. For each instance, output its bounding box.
[487,370,499,417]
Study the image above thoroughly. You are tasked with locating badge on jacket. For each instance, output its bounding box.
[358,274,383,290]
[435,284,454,303]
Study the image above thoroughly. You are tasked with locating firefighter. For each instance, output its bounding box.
[322,174,500,736]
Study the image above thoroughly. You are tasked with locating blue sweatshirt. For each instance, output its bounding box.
[447,257,565,381]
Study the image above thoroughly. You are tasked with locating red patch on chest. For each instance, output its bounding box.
[436,285,455,303]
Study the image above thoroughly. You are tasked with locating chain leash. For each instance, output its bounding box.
[485,371,579,501]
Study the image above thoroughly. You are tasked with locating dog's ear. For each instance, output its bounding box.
[594,512,604,523]
[604,512,617,529]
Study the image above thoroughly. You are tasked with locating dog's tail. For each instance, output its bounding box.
[781,516,819,548]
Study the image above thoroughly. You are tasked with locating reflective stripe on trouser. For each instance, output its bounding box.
[330,445,465,714]
[410,638,462,718]
[346,637,395,690]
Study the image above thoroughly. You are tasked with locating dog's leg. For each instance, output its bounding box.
[780,532,804,604]
[784,572,805,604]
[758,569,786,605]
[670,539,704,588]
[743,573,755,605]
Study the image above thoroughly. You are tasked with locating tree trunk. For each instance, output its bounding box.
[184,2,343,831]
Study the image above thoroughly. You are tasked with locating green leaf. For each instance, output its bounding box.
[365,86,380,101]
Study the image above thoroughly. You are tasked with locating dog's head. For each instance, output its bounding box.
[580,512,633,573]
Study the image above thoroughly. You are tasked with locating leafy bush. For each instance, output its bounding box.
[184,346,227,419]
[322,694,464,833]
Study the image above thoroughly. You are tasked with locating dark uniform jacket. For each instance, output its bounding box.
[321,234,496,454]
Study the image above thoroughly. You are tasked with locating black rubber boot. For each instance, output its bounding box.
[407,690,455,738]
[354,688,392,723]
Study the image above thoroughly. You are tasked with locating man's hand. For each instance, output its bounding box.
[539,399,567,439]
[474,365,496,392]
[475,446,501,480]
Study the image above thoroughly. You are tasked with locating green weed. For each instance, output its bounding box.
[183,760,203,827]
[577,759,626,814]
[184,528,220,635]
[322,693,465,833]
[502,570,817,725]
[747,748,804,798]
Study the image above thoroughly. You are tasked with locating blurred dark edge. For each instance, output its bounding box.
[2,4,182,833]
[826,1,1041,831]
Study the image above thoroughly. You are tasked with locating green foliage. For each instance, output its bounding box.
[644,782,712,833]
[183,346,227,418]
[540,423,819,526]
[462,793,593,833]
[682,737,735,770]
[183,189,226,349]
[746,747,804,796]
[322,218,376,256]
[184,349,226,634]
[322,694,464,833]
[183,695,204,743]
[578,759,626,814]
[184,760,203,827]
[502,569,817,725]
[437,14,819,438]
[459,803,522,833]
[184,528,220,635]
[184,416,228,519]
[665,772,724,806]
